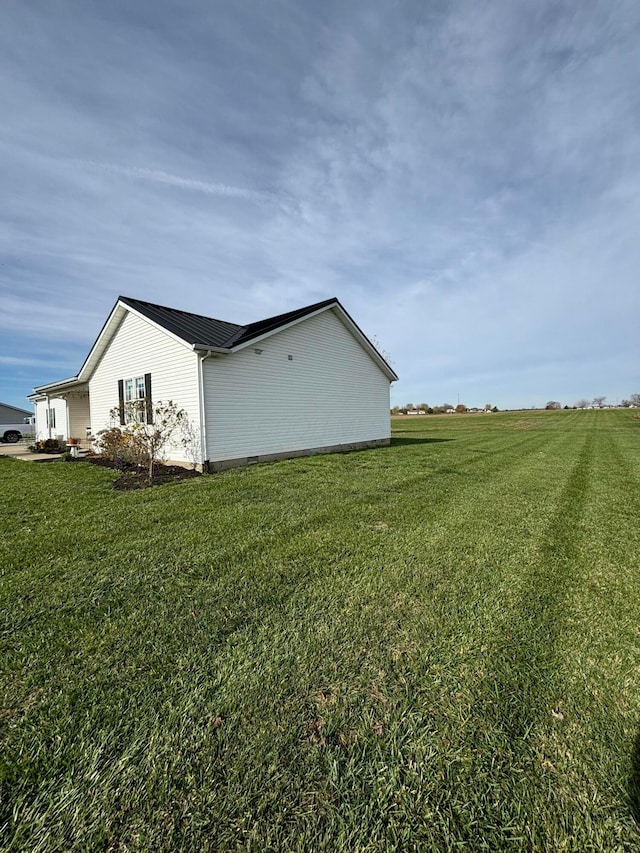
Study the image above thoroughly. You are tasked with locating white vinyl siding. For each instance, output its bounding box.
[67,393,91,440]
[203,308,391,462]
[34,398,67,441]
[89,311,200,462]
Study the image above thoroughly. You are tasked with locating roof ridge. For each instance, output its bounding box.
[119,295,238,328]
[242,297,338,330]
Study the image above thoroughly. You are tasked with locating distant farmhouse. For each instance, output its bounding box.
[30,297,398,470]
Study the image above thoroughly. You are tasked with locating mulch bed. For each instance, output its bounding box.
[80,454,202,490]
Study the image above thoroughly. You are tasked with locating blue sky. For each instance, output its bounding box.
[1,0,638,411]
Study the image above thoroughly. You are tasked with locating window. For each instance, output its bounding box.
[123,375,146,423]
[46,408,56,428]
[118,374,152,425]
[124,378,134,405]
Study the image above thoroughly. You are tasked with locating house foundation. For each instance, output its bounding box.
[203,437,390,473]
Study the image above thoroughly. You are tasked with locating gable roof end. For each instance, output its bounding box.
[221,298,398,381]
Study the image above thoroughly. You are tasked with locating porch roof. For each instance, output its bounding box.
[28,378,88,401]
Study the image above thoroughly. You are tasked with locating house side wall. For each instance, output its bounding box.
[67,393,91,440]
[203,308,391,463]
[89,311,200,462]
[34,398,67,441]
[0,403,33,423]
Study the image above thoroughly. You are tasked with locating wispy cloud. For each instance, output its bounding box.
[0,355,76,369]
[68,160,280,203]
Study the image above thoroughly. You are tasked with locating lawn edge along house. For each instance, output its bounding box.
[29,297,398,471]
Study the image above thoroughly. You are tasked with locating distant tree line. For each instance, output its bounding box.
[391,402,498,415]
[545,394,640,410]
[391,394,640,416]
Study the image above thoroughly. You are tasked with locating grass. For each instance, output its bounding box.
[1,408,639,851]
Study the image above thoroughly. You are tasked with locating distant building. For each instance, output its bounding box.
[0,402,33,423]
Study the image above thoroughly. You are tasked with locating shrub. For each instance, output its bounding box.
[95,428,145,467]
[29,439,64,454]
[102,402,187,482]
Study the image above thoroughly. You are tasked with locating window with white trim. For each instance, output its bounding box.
[118,374,152,425]
[124,375,146,423]
[46,408,56,428]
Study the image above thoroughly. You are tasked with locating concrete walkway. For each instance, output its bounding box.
[0,443,64,462]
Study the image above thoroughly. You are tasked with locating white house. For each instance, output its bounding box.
[29,296,398,470]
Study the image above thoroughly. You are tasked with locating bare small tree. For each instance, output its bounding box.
[545,401,562,410]
[630,393,640,407]
[575,399,590,409]
[370,335,393,366]
[592,396,606,408]
[109,400,186,483]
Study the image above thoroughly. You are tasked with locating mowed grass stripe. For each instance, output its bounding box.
[542,421,640,839]
[434,429,597,850]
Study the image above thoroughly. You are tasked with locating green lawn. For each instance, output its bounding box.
[1,409,639,851]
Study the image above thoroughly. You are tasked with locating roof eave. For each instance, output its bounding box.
[191,344,231,354]
[30,376,85,397]
[228,302,340,353]
[330,303,399,382]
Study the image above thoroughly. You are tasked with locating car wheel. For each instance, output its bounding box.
[4,431,20,443]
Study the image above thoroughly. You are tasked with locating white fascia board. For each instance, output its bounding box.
[331,306,399,381]
[31,376,84,395]
[121,302,197,352]
[76,299,195,383]
[229,305,337,353]
[75,302,127,382]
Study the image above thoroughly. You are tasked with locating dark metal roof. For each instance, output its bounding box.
[33,294,396,396]
[227,298,339,346]
[117,295,396,379]
[119,296,242,348]
[120,295,340,349]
